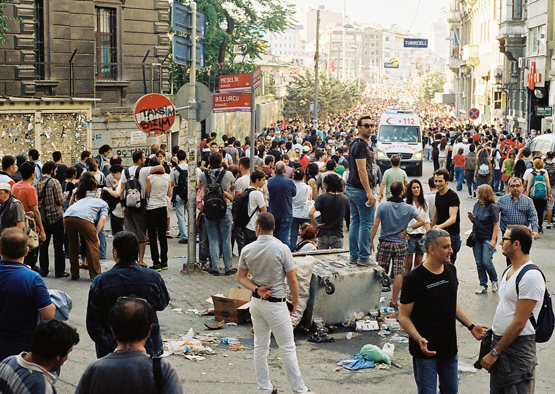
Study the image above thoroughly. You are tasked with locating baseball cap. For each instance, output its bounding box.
[303,146,310,152]
[0,183,11,192]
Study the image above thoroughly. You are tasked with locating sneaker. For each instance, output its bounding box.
[178,238,188,244]
[357,259,378,267]
[161,263,168,270]
[208,269,220,276]
[150,264,162,272]
[475,286,487,294]
[539,227,544,234]
[270,389,277,394]
[225,268,237,276]
[467,195,473,199]
[55,272,70,278]
[547,224,552,229]
[491,281,499,293]
[473,191,476,198]
[382,286,391,292]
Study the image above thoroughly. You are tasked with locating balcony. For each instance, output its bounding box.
[462,44,480,67]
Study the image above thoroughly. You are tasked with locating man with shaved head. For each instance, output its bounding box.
[267,161,296,244]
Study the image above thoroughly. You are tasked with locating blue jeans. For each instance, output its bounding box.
[493,168,502,193]
[425,146,432,161]
[98,227,106,259]
[454,167,464,191]
[289,217,310,251]
[174,195,188,241]
[465,171,475,196]
[345,186,375,263]
[274,217,293,245]
[413,355,458,394]
[450,234,461,264]
[198,213,210,263]
[473,240,498,288]
[204,208,232,271]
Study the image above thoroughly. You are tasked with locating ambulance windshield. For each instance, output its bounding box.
[378,125,420,143]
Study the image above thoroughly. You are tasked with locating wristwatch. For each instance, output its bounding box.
[467,323,476,331]
[254,286,260,295]
[491,348,500,357]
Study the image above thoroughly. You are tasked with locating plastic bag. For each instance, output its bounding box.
[382,343,395,359]
[360,344,391,365]
[337,354,375,370]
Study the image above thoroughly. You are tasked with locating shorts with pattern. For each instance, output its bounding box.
[377,240,407,275]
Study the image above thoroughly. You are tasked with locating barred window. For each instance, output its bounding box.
[34,0,45,80]
[94,7,117,79]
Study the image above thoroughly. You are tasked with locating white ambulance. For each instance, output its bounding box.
[375,109,423,176]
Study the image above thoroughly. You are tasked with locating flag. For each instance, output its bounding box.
[451,30,460,58]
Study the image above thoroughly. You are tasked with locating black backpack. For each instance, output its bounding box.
[173,166,188,203]
[203,169,227,220]
[123,167,145,211]
[503,264,555,343]
[232,187,258,228]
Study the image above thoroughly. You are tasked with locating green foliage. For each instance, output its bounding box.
[169,0,294,92]
[0,0,17,45]
[417,70,446,104]
[282,69,364,120]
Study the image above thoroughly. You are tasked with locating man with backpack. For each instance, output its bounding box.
[198,152,235,276]
[119,151,165,267]
[95,145,112,177]
[233,169,267,246]
[481,225,548,393]
[170,150,188,244]
[543,152,555,228]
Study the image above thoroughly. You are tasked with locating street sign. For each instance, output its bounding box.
[468,107,480,120]
[219,73,252,93]
[252,67,262,89]
[527,61,541,90]
[134,94,175,135]
[310,103,321,113]
[175,82,213,121]
[213,93,251,113]
[173,35,205,69]
[536,106,553,116]
[172,2,206,39]
[404,38,428,48]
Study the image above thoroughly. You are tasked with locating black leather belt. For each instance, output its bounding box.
[409,234,424,239]
[252,292,286,303]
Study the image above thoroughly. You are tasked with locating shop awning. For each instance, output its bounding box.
[492,108,506,119]
[474,63,491,78]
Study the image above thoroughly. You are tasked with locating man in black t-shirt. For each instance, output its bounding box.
[432,169,461,264]
[399,229,487,394]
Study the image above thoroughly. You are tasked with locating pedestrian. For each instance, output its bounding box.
[289,168,312,251]
[468,184,500,294]
[480,225,545,393]
[491,141,503,195]
[293,225,318,252]
[475,147,492,189]
[241,169,268,246]
[378,154,408,202]
[438,137,448,169]
[0,182,25,234]
[170,150,189,244]
[35,161,68,278]
[237,212,317,394]
[345,116,377,266]
[371,181,425,309]
[497,177,539,265]
[101,164,124,236]
[79,297,182,394]
[198,152,235,276]
[431,169,462,264]
[452,147,465,191]
[544,151,555,228]
[500,149,516,194]
[63,173,109,280]
[0,320,79,394]
[405,179,431,273]
[0,154,16,187]
[86,231,170,358]
[432,134,441,171]
[267,161,296,244]
[464,144,477,198]
[309,173,349,249]
[399,229,488,394]
[525,158,550,233]
[424,177,437,221]
[0,228,55,360]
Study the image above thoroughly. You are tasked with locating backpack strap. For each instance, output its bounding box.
[151,355,163,394]
[215,168,226,184]
[515,264,545,330]
[245,188,259,221]
[124,167,130,180]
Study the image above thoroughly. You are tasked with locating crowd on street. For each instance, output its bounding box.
[0,83,551,394]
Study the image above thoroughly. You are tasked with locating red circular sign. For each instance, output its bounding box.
[134,94,175,135]
[468,108,480,120]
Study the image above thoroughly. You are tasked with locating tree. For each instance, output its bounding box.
[170,0,294,92]
[417,70,446,104]
[0,0,16,45]
[282,69,365,120]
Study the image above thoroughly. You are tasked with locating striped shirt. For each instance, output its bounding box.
[496,193,539,233]
[0,353,57,394]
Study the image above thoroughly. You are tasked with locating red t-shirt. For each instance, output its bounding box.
[11,181,38,213]
[298,156,310,170]
[472,133,481,141]
[452,154,465,168]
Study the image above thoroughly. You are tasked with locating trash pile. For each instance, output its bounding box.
[337,343,401,371]
[162,328,217,360]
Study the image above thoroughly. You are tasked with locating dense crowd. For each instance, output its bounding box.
[0,82,550,393]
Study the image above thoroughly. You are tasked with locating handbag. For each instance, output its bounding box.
[501,173,510,183]
[300,185,320,218]
[466,231,477,247]
[24,213,40,250]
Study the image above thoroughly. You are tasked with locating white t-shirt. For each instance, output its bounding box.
[292,181,312,219]
[246,188,266,231]
[234,174,251,195]
[146,173,170,210]
[425,191,436,220]
[120,165,152,199]
[112,181,124,219]
[492,261,545,336]
[407,201,430,235]
[492,150,502,170]
[170,163,188,184]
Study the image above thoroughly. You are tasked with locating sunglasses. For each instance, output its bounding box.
[501,237,514,243]
[361,124,372,128]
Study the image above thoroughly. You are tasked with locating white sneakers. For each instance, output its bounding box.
[475,286,487,294]
[492,281,499,293]
[475,282,498,294]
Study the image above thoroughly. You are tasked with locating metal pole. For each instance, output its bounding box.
[141,50,150,94]
[342,0,346,79]
[250,71,256,174]
[327,31,331,77]
[69,49,77,97]
[314,10,320,125]
[185,1,198,271]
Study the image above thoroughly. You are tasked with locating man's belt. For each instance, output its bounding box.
[252,292,286,303]
[409,234,424,239]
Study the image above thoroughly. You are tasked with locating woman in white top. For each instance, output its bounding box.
[404,179,431,273]
[294,225,318,252]
[438,137,448,169]
[145,157,172,270]
[289,168,313,251]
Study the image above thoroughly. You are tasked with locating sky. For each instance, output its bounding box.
[292,0,446,37]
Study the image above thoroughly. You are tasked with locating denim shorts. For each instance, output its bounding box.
[407,235,425,254]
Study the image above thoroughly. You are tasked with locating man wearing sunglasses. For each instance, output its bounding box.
[345,116,378,266]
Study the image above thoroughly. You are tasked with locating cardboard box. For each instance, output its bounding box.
[211,288,252,324]
[356,320,379,331]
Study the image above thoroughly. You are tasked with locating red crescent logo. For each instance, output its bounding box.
[386,117,393,125]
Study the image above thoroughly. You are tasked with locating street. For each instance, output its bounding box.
[49,160,555,394]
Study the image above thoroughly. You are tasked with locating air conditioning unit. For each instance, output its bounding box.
[518,57,527,69]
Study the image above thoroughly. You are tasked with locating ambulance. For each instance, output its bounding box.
[375,109,423,176]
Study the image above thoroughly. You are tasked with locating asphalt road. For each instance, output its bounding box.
[42,160,555,394]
